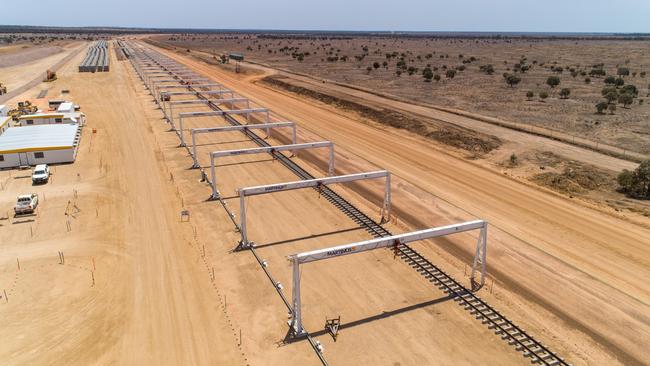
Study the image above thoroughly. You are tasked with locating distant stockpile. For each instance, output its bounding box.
[78,40,110,72]
[114,39,131,61]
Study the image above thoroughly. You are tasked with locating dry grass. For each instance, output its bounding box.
[152,34,650,154]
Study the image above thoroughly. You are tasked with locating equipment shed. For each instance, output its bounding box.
[0,124,81,168]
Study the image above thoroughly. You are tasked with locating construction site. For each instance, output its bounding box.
[0,32,648,366]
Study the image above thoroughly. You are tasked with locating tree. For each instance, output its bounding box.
[595,101,608,114]
[395,69,402,77]
[608,103,617,114]
[526,91,534,100]
[480,64,495,75]
[422,67,433,82]
[366,66,372,73]
[602,87,619,103]
[546,76,560,88]
[433,74,441,82]
[621,84,639,96]
[446,69,456,79]
[539,91,549,101]
[503,73,521,88]
[618,93,634,108]
[617,67,630,77]
[373,62,380,69]
[617,160,650,199]
[615,77,625,87]
[604,76,617,85]
[585,77,591,84]
[559,88,571,99]
[510,153,518,166]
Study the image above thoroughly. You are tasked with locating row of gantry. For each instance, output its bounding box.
[124,40,488,346]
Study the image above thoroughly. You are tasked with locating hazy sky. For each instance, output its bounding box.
[6,0,650,33]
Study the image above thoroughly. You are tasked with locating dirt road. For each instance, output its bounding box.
[156,45,650,365]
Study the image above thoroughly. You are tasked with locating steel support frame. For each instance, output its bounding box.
[176,99,251,141]
[237,170,390,248]
[287,220,488,336]
[190,122,297,167]
[209,141,335,199]
[165,99,254,127]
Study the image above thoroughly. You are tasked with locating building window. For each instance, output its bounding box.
[34,152,44,159]
[55,118,63,123]
[0,155,4,161]
[26,120,34,125]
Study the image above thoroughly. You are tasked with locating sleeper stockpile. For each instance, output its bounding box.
[78,40,110,72]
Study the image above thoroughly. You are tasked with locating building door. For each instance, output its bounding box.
[18,153,28,166]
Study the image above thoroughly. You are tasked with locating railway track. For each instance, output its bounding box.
[132,46,570,366]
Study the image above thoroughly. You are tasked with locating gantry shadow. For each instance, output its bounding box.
[192,139,255,147]
[253,226,366,250]
[193,157,277,172]
[306,294,456,339]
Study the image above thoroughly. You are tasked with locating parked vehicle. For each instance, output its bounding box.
[15,194,39,215]
[32,164,50,184]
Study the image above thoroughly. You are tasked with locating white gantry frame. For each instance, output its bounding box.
[209,141,335,199]
[165,99,253,126]
[287,219,488,336]
[236,170,391,248]
[190,122,297,166]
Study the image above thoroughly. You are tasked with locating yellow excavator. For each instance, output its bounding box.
[8,100,38,120]
[0,82,6,95]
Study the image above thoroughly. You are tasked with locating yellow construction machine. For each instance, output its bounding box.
[44,69,57,82]
[0,82,7,95]
[8,100,38,120]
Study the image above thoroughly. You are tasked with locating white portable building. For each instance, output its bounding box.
[0,124,81,168]
[17,111,86,126]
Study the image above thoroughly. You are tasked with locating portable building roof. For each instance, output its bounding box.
[18,111,84,122]
[57,102,75,113]
[0,105,7,116]
[0,124,79,154]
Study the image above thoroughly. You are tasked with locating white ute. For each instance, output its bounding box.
[15,194,39,215]
[32,164,50,184]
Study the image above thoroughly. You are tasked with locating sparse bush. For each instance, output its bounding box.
[504,73,521,87]
[510,153,518,166]
[617,161,650,199]
[559,88,571,99]
[539,91,549,101]
[373,62,380,69]
[433,74,441,82]
[446,69,456,79]
[422,67,433,82]
[366,66,372,73]
[641,71,647,78]
[526,91,534,100]
[585,77,591,84]
[546,76,560,88]
[604,76,617,85]
[615,77,625,87]
[596,101,608,114]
